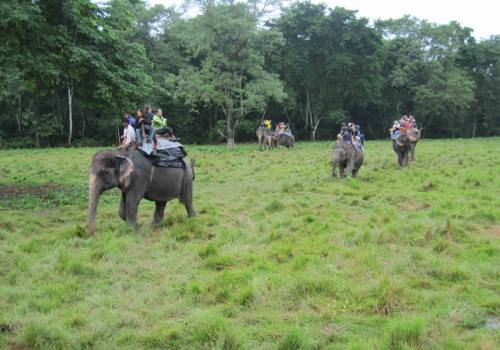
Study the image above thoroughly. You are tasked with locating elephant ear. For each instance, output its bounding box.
[115,155,134,189]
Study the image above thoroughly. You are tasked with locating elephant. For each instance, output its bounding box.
[256,127,268,151]
[263,133,275,150]
[332,143,364,178]
[277,134,295,148]
[392,128,421,167]
[87,149,196,233]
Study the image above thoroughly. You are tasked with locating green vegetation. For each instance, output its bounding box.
[1,0,499,148]
[0,139,499,348]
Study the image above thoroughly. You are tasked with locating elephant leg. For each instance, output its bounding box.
[332,158,339,177]
[184,199,196,218]
[403,150,409,166]
[345,153,355,176]
[119,193,126,221]
[125,195,141,229]
[153,201,167,225]
[340,166,345,178]
[352,167,359,178]
[397,152,404,167]
[181,180,196,218]
[410,145,416,162]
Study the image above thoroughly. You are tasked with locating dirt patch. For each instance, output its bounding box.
[485,315,500,330]
[0,184,65,200]
[485,226,500,239]
[398,202,432,212]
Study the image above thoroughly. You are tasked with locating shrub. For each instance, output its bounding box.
[278,328,306,350]
[385,318,424,350]
[19,323,70,350]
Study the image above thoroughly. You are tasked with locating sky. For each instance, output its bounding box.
[149,0,500,39]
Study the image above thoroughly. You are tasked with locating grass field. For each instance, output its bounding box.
[0,138,499,349]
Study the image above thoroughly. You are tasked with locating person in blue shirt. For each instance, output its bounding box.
[342,129,352,144]
[127,112,136,129]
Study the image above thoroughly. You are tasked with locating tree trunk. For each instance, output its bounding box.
[305,88,311,129]
[311,118,321,141]
[226,110,235,148]
[311,129,316,142]
[208,108,213,130]
[472,118,477,138]
[67,82,73,146]
[81,108,86,137]
[16,95,22,134]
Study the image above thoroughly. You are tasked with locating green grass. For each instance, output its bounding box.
[0,138,499,349]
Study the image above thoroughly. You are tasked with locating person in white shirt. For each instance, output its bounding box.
[120,118,136,148]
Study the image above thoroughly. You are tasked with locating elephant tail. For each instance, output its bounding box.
[190,159,195,181]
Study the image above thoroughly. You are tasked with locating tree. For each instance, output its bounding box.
[376,17,476,137]
[273,2,383,140]
[461,36,500,136]
[171,3,285,147]
[0,0,155,146]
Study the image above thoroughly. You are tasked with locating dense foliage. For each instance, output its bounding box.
[1,0,499,147]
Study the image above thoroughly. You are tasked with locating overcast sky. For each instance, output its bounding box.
[149,0,500,39]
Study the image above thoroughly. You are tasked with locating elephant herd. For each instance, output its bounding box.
[256,127,295,150]
[87,128,421,233]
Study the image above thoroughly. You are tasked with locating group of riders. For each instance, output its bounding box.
[336,122,365,151]
[330,112,418,151]
[119,105,187,167]
[389,112,419,146]
[120,107,417,151]
[260,119,294,137]
[119,105,180,152]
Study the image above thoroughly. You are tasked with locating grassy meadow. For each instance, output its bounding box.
[0,138,499,349]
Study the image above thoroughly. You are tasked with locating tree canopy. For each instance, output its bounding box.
[0,0,498,147]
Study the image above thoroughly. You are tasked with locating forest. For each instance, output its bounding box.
[1,0,499,147]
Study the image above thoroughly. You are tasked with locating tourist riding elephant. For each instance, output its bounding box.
[392,128,421,167]
[332,143,364,178]
[87,149,196,233]
[277,134,295,148]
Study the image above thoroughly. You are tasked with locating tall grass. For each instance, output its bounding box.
[0,139,499,348]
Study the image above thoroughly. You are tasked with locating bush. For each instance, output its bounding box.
[19,323,71,350]
[385,318,424,350]
[278,328,306,350]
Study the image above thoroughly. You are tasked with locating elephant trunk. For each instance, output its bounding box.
[88,173,101,234]
[407,129,421,143]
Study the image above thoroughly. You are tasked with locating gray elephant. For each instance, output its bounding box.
[392,128,421,167]
[263,133,275,150]
[277,134,295,148]
[332,143,364,178]
[256,127,276,151]
[88,149,196,233]
[256,127,268,151]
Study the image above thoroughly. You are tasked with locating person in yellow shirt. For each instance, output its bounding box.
[264,119,271,129]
